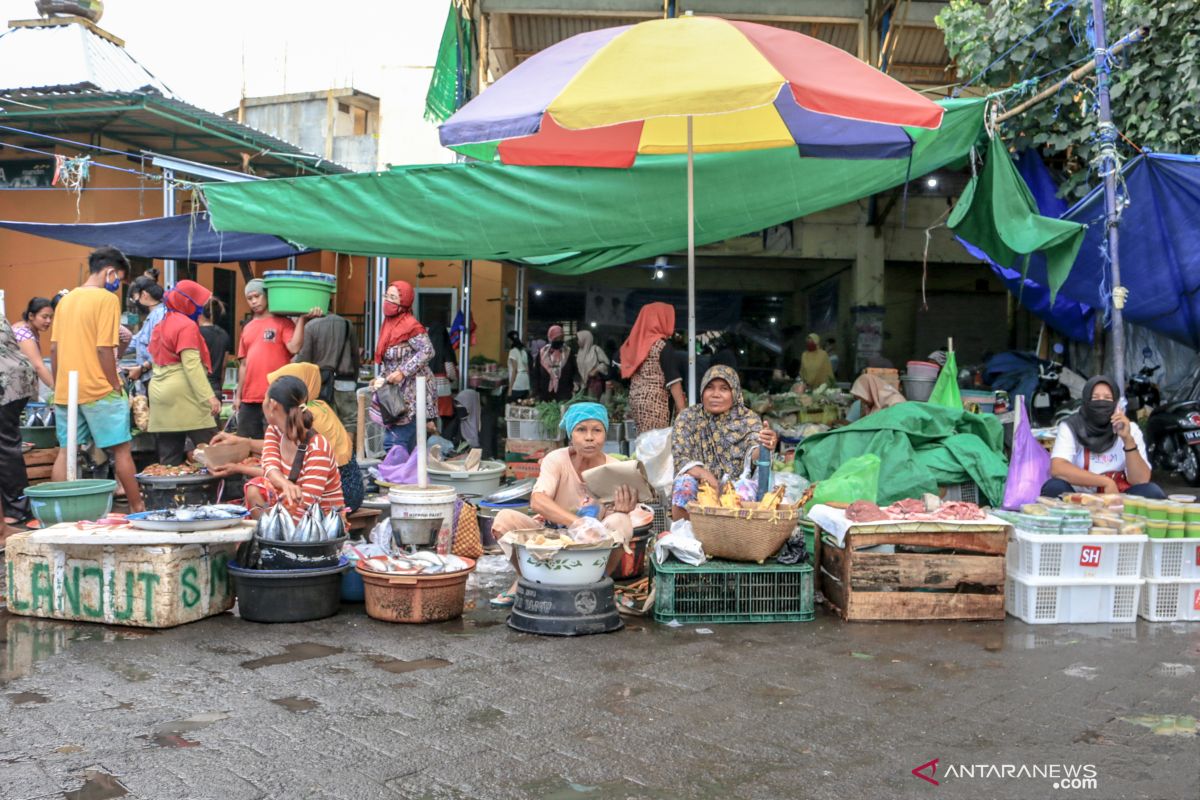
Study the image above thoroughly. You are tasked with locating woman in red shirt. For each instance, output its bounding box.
[244,375,344,522]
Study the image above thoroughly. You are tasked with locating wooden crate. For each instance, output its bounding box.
[24,447,59,484]
[814,523,1007,622]
[506,461,540,481]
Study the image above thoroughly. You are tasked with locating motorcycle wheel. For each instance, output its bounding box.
[1179,436,1200,486]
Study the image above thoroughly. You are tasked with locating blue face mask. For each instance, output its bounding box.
[103,271,121,292]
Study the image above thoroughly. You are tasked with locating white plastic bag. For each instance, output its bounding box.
[634,427,674,492]
[773,472,810,505]
[369,519,393,552]
[654,519,707,566]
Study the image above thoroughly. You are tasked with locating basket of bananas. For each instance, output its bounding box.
[686,483,799,563]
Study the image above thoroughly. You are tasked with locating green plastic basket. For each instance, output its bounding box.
[20,425,57,449]
[25,479,116,525]
[262,270,335,316]
[651,553,814,624]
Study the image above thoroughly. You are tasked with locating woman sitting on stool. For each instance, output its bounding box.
[1041,375,1165,499]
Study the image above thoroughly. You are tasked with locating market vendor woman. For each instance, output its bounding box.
[489,402,638,607]
[671,365,778,520]
[1043,375,1165,498]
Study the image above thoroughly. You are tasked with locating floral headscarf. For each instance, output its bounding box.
[671,365,762,480]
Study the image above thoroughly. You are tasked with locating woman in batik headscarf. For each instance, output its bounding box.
[533,325,578,401]
[669,365,778,520]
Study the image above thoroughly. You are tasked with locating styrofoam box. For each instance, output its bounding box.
[1007,529,1146,580]
[1142,538,1200,580]
[1005,571,1142,624]
[1139,578,1200,622]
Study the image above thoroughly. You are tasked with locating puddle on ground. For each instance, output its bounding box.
[271,696,320,713]
[8,690,48,705]
[519,778,673,799]
[368,655,451,674]
[2,616,152,686]
[1064,663,1099,681]
[1119,715,1199,737]
[62,769,128,800]
[240,643,344,670]
[108,664,152,683]
[140,711,231,748]
[465,707,506,725]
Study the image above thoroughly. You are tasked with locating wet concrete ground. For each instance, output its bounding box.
[1,559,1197,800]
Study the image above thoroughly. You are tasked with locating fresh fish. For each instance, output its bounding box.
[323,509,345,541]
[276,506,296,542]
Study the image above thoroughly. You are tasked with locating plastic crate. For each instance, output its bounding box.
[941,481,981,504]
[624,420,638,441]
[505,461,540,481]
[1006,529,1146,580]
[651,554,814,624]
[1142,538,1200,580]
[1005,571,1142,624]
[505,404,538,421]
[1139,579,1200,622]
[606,423,623,442]
[507,419,556,441]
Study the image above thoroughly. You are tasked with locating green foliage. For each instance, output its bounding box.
[937,0,1200,197]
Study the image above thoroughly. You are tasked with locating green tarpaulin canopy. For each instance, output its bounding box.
[203,99,987,275]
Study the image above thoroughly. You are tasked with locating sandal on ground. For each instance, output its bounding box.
[489,591,516,608]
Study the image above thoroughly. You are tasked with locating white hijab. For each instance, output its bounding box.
[575,330,609,379]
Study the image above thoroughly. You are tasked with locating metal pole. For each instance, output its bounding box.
[460,260,473,381]
[515,265,526,341]
[162,168,176,287]
[1091,0,1127,393]
[373,257,388,377]
[287,256,296,271]
[686,115,697,404]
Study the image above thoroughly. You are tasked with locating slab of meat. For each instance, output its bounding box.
[846,500,890,522]
[933,501,987,520]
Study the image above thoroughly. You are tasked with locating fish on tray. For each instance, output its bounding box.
[143,505,248,521]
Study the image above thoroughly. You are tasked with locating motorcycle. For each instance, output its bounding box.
[1031,361,1074,427]
[1145,401,1200,486]
[1126,364,1162,419]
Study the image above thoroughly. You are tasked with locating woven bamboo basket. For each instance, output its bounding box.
[685,502,800,563]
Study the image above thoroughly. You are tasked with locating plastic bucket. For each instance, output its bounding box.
[357,559,475,623]
[341,557,365,602]
[427,461,506,498]
[906,361,940,380]
[229,559,349,623]
[901,375,936,402]
[611,531,652,581]
[961,390,996,414]
[20,425,57,449]
[262,270,336,316]
[137,473,222,509]
[255,534,348,570]
[388,484,456,549]
[25,479,116,525]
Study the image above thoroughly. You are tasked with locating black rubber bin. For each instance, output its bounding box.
[137,473,222,509]
[255,535,347,570]
[507,577,623,636]
[229,559,350,623]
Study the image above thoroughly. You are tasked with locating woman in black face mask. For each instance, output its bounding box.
[1042,375,1164,498]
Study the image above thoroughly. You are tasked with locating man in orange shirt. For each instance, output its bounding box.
[50,247,144,512]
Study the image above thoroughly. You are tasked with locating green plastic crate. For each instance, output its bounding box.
[651,553,814,624]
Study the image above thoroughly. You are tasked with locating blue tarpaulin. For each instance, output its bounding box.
[0,213,311,262]
[960,153,1200,349]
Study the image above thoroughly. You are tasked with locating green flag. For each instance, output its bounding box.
[928,351,962,410]
[424,3,474,124]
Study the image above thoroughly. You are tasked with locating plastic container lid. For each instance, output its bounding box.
[263,270,336,284]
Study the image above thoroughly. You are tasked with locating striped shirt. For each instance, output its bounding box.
[261,426,344,522]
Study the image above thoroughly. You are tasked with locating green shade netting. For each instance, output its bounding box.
[204,100,986,275]
[948,133,1085,299]
[423,3,474,124]
[928,349,962,409]
[794,402,1009,506]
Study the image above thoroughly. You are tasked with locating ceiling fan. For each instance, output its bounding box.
[416,260,438,280]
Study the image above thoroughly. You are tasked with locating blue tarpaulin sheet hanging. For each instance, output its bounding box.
[0,213,312,262]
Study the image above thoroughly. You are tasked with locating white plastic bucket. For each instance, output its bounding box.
[388,484,456,548]
[427,461,506,498]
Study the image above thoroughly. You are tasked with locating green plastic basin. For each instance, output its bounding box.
[25,479,116,525]
[263,271,335,316]
[20,425,58,449]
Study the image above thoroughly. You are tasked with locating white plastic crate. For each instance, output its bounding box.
[506,419,556,441]
[942,481,980,504]
[1005,571,1142,624]
[1138,578,1200,622]
[1142,538,1200,580]
[1006,529,1146,581]
[505,404,538,421]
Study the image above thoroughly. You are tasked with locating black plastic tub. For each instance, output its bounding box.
[507,576,623,637]
[136,472,222,508]
[229,559,350,623]
[255,534,347,570]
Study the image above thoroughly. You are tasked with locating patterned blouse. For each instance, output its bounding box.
[0,319,37,405]
[374,332,436,427]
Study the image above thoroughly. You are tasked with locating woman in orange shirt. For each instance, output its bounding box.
[244,375,344,522]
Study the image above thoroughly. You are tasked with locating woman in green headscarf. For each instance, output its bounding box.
[670,365,778,520]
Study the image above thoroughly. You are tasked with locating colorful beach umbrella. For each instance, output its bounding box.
[440,15,944,397]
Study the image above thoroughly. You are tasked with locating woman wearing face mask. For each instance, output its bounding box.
[147,280,221,466]
[126,271,166,385]
[669,365,778,520]
[373,280,436,453]
[533,325,579,402]
[487,402,637,607]
[1043,376,1164,497]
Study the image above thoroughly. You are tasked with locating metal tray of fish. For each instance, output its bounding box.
[126,505,249,532]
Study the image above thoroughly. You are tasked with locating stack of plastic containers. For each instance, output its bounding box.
[1136,497,1200,621]
[998,502,1147,624]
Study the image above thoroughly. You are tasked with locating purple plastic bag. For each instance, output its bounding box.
[377,444,418,485]
[1002,395,1051,509]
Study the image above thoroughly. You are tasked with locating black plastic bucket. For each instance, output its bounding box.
[507,577,623,637]
[229,559,350,623]
[255,535,347,571]
[137,473,222,509]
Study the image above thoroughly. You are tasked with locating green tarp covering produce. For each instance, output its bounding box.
[948,134,1085,299]
[794,402,1009,506]
[204,100,986,274]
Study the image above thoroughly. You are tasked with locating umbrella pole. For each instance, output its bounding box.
[687,115,697,404]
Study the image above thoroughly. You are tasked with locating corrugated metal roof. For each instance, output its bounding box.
[887,25,951,86]
[0,20,173,96]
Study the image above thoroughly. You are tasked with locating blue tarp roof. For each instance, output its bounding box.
[960,152,1200,349]
[0,212,311,262]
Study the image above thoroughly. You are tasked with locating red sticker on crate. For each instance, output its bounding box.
[1193,588,1200,612]
[1079,545,1102,568]
[1195,547,1200,567]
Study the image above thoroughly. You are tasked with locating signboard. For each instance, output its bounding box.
[0,159,55,189]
